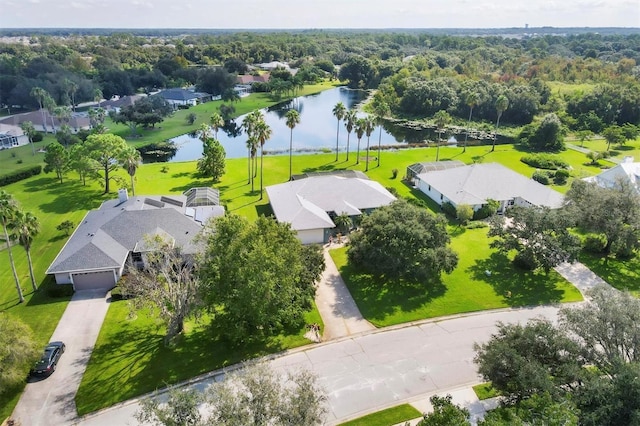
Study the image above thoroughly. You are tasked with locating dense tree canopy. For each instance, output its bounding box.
[0,315,39,395]
[199,215,324,343]
[348,199,458,283]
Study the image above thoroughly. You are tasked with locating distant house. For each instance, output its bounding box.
[235,73,270,96]
[155,88,212,107]
[416,162,564,213]
[46,188,224,291]
[406,160,465,184]
[266,175,396,244]
[99,94,145,113]
[0,111,90,134]
[584,156,640,192]
[0,123,29,149]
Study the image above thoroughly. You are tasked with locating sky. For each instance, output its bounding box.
[1,0,638,29]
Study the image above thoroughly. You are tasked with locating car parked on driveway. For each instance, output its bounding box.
[30,341,65,377]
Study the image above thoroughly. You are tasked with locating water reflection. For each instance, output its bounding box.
[167,87,434,162]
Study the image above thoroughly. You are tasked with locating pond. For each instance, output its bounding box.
[167,87,442,163]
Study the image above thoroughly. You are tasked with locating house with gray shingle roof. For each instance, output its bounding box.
[266,176,396,244]
[46,188,224,291]
[155,88,212,107]
[416,162,564,213]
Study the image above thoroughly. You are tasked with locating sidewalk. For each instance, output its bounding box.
[314,243,375,340]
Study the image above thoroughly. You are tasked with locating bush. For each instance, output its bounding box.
[32,132,43,142]
[473,199,500,220]
[385,186,399,197]
[0,165,42,187]
[407,197,428,209]
[391,168,398,179]
[583,234,607,254]
[466,221,489,229]
[532,171,550,185]
[110,286,133,301]
[513,252,537,270]
[554,169,570,185]
[441,201,457,218]
[521,154,569,170]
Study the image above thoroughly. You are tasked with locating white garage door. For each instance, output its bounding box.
[72,271,116,291]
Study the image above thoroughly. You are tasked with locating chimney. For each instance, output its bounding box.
[118,188,129,204]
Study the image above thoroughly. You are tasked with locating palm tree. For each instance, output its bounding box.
[373,100,390,168]
[44,94,57,134]
[0,190,23,303]
[285,109,301,181]
[334,213,352,235]
[242,111,260,187]
[210,112,224,139]
[493,95,509,152]
[332,102,346,162]
[120,146,142,196]
[354,118,366,165]
[255,118,272,200]
[434,110,452,162]
[344,109,357,162]
[463,92,478,153]
[93,88,103,108]
[20,121,37,155]
[65,79,78,111]
[30,86,49,133]
[363,116,375,172]
[13,210,39,292]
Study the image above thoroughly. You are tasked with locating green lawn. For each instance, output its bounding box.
[331,226,583,327]
[473,383,500,400]
[75,300,323,415]
[579,252,640,296]
[338,404,422,426]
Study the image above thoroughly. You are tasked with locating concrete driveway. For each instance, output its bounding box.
[11,290,111,426]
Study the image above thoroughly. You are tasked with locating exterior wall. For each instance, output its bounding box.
[416,178,446,206]
[513,197,530,208]
[54,272,72,285]
[166,99,197,107]
[297,228,325,245]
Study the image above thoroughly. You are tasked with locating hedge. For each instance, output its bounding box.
[520,153,569,170]
[0,165,42,187]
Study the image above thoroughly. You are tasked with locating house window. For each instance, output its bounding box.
[428,185,431,191]
[131,252,143,262]
[440,194,444,200]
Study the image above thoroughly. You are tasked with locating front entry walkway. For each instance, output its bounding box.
[11,289,111,426]
[315,243,375,340]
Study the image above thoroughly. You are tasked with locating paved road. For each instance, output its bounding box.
[12,290,110,426]
[77,306,561,426]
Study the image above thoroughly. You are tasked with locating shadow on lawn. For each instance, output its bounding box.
[468,252,565,307]
[26,180,105,214]
[339,262,446,322]
[77,305,289,415]
[580,252,640,293]
[302,161,340,173]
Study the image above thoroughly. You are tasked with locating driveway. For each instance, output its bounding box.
[11,290,111,426]
[77,306,561,426]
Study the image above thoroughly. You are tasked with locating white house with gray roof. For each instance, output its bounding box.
[416,162,564,213]
[46,188,224,291]
[266,176,396,244]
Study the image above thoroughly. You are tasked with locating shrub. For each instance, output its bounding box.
[441,201,457,218]
[583,234,607,254]
[385,186,399,197]
[32,132,43,142]
[391,168,398,179]
[466,221,488,229]
[521,153,569,170]
[473,199,500,220]
[0,165,42,187]
[532,171,550,185]
[513,252,537,270]
[554,169,570,185]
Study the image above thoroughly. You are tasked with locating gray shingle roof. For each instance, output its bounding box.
[46,194,204,275]
[266,176,396,231]
[417,162,564,208]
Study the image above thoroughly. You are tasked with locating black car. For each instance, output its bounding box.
[31,341,65,376]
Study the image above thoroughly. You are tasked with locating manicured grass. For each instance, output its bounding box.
[473,382,500,400]
[331,226,583,327]
[338,404,422,426]
[75,300,323,415]
[579,251,640,296]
